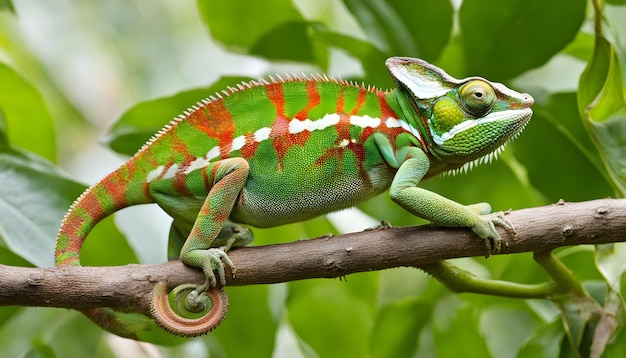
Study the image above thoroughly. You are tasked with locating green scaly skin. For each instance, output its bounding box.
[55,57,534,339]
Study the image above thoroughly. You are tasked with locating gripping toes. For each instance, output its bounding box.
[471,212,515,257]
[201,248,235,289]
[150,248,235,336]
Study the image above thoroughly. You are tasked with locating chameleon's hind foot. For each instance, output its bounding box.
[198,247,235,290]
[150,247,237,336]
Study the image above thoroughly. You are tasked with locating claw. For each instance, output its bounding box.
[472,212,515,257]
[484,235,494,256]
[197,248,235,294]
[492,214,516,238]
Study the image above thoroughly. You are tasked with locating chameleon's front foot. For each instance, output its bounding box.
[468,204,515,256]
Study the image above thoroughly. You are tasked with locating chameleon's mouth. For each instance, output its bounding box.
[428,102,533,176]
[448,110,532,175]
[432,107,533,146]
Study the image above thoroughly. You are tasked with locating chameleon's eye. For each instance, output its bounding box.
[459,80,496,116]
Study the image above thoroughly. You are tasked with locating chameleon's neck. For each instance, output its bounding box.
[384,88,459,178]
[385,89,436,153]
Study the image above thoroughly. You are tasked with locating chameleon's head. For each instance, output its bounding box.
[386,57,533,169]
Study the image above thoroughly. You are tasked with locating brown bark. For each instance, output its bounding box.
[0,198,624,312]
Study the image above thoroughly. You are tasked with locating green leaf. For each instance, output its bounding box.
[371,299,431,357]
[562,32,595,62]
[105,77,250,156]
[20,341,56,358]
[0,147,83,267]
[0,306,21,332]
[556,247,604,283]
[250,21,317,63]
[433,297,491,357]
[596,244,626,298]
[0,245,32,269]
[583,42,625,123]
[602,324,626,357]
[197,0,306,56]
[459,0,586,80]
[79,216,139,267]
[287,276,377,357]
[313,28,391,86]
[585,104,626,197]
[0,308,114,357]
[0,144,136,267]
[210,285,277,357]
[480,306,542,357]
[387,0,453,60]
[0,0,14,14]
[578,38,612,115]
[558,298,602,355]
[342,0,453,61]
[517,318,565,358]
[0,63,56,162]
[578,35,626,195]
[514,93,614,202]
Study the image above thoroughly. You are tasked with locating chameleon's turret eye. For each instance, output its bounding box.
[459,80,496,116]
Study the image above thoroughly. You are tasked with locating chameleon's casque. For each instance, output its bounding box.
[56,57,533,340]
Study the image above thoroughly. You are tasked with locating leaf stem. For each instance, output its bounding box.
[420,261,558,298]
[533,250,588,298]
[592,0,604,38]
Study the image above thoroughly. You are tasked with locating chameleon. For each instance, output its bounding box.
[55,57,534,340]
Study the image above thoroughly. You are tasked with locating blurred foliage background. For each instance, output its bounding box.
[0,0,626,357]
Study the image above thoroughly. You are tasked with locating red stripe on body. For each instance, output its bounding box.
[141,181,151,199]
[333,86,367,160]
[295,81,321,119]
[172,167,190,195]
[240,133,259,159]
[313,87,371,185]
[201,165,211,190]
[377,90,398,120]
[350,86,368,115]
[356,90,408,145]
[267,82,311,168]
[171,137,195,194]
[143,129,196,194]
[191,100,236,158]
[334,87,353,149]
[267,83,290,168]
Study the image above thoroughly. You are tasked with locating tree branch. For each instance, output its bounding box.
[1,198,625,314]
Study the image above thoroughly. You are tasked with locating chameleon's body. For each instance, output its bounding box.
[56,57,533,339]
